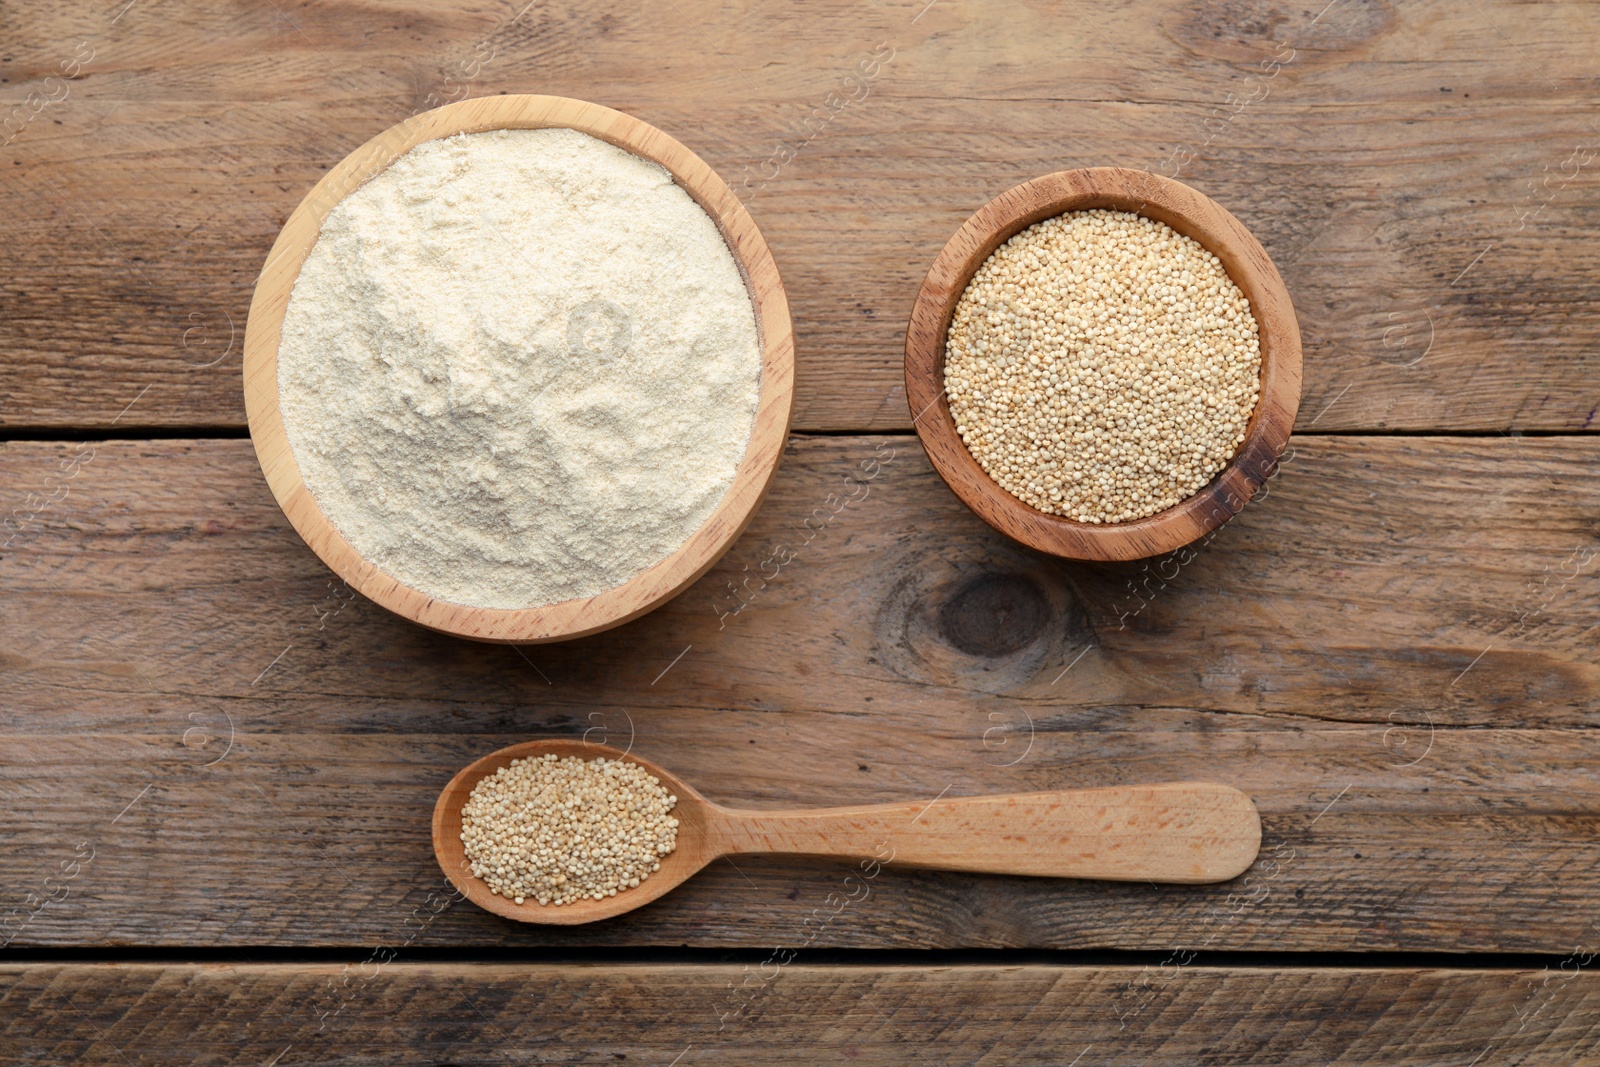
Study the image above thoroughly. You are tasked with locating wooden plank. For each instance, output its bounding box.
[2,434,1599,949]
[4,963,1599,1064]
[3,0,1599,431]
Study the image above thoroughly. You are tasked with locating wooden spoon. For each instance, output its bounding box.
[432,739,1262,925]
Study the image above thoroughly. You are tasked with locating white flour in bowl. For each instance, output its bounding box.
[276,127,762,610]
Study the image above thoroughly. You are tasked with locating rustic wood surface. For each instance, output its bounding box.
[3,0,1600,432]
[904,166,1302,561]
[4,963,1600,1065]
[4,434,1599,950]
[4,0,1598,1059]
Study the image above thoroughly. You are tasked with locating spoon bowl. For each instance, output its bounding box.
[432,738,1263,925]
[433,739,719,925]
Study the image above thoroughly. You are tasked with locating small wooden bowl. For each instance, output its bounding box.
[904,168,1301,561]
[243,95,794,642]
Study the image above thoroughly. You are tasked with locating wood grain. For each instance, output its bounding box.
[712,780,1260,884]
[1,0,1598,432]
[431,739,1262,926]
[4,0,1596,1046]
[242,94,795,642]
[3,434,1600,949]
[904,166,1301,560]
[4,963,1599,1065]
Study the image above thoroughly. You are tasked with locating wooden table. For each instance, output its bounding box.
[4,0,1599,1061]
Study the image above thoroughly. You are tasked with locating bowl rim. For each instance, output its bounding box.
[243,94,795,642]
[903,166,1301,561]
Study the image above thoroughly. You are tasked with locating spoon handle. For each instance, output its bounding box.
[713,782,1260,884]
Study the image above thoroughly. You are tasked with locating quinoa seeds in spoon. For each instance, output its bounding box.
[460,754,680,908]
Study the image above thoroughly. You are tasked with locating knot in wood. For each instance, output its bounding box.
[938,573,1050,657]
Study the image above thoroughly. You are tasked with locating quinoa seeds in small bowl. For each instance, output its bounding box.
[943,208,1262,525]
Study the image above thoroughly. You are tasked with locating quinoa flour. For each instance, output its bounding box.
[276,128,762,609]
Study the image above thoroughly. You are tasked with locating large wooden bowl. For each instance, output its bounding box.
[904,167,1301,561]
[243,95,794,642]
